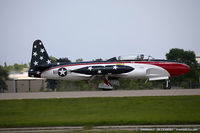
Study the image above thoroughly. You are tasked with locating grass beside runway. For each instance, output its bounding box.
[0,96,200,127]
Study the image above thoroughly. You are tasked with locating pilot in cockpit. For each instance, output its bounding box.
[140,54,144,60]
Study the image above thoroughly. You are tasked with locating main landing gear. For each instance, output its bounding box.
[163,79,171,89]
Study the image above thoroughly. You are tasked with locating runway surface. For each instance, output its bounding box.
[0,89,200,100]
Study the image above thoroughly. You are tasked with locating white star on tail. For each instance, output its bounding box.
[40,48,45,53]
[39,56,44,60]
[33,61,38,66]
[37,71,40,75]
[46,59,51,64]
[33,52,37,57]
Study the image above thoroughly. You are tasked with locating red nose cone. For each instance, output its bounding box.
[169,63,190,76]
[184,65,190,73]
[181,64,190,74]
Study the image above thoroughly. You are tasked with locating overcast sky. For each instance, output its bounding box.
[0,0,200,65]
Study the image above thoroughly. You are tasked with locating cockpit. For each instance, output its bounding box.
[107,54,155,61]
[118,54,155,61]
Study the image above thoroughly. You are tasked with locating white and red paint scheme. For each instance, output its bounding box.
[29,40,190,89]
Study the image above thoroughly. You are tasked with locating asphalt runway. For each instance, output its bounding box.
[0,89,200,100]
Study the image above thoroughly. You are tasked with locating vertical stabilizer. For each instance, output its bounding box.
[28,40,52,77]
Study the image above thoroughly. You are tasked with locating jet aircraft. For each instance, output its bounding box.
[28,40,190,89]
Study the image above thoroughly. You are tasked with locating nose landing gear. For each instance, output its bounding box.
[163,79,171,89]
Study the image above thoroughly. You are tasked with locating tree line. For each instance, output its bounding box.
[166,48,199,88]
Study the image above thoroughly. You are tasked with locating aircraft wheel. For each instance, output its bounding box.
[102,88,113,91]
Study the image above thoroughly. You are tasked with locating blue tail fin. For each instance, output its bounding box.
[28,40,52,77]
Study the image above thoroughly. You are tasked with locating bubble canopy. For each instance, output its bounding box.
[106,54,155,61]
[118,54,154,61]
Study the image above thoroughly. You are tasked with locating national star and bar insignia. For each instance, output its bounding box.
[58,68,67,77]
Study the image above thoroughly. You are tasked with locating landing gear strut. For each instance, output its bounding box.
[163,79,171,89]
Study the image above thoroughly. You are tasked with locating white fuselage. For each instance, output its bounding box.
[41,62,170,81]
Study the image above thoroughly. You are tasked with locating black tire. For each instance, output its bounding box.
[102,88,113,91]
